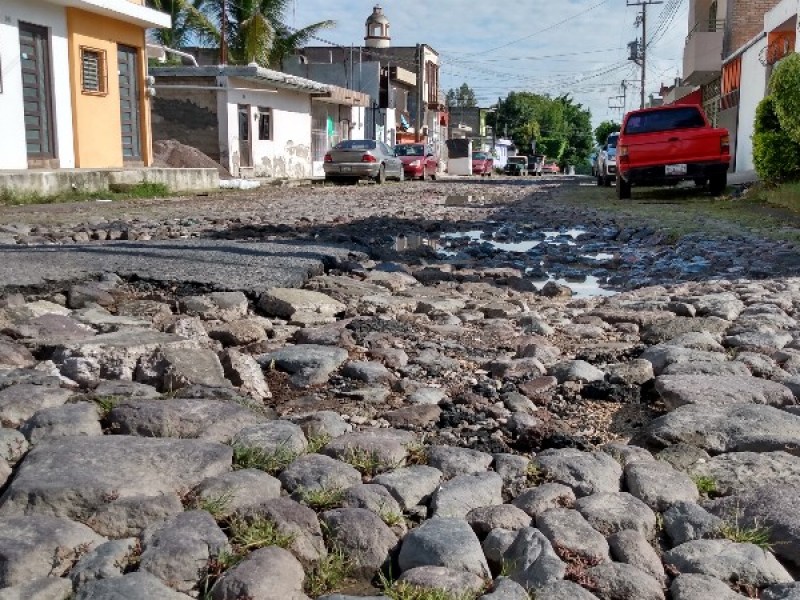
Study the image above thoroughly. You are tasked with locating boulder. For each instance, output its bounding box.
[466,504,532,536]
[655,375,796,410]
[662,501,724,547]
[193,469,281,518]
[210,546,308,600]
[536,508,610,563]
[232,420,308,457]
[259,345,349,387]
[75,572,193,600]
[575,492,657,539]
[70,537,139,587]
[373,466,443,510]
[321,508,397,577]
[0,576,74,600]
[670,574,749,600]
[534,449,622,497]
[430,471,504,518]
[179,292,249,322]
[0,384,72,428]
[137,347,228,392]
[427,445,494,478]
[502,527,566,590]
[279,453,362,494]
[512,483,577,518]
[587,562,665,600]
[220,349,271,400]
[398,517,490,577]
[691,451,800,496]
[625,460,699,511]
[19,402,102,443]
[323,429,415,471]
[258,288,345,319]
[399,567,485,596]
[608,530,666,585]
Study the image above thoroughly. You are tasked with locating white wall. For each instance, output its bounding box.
[224,80,313,178]
[0,0,75,170]
[736,36,769,172]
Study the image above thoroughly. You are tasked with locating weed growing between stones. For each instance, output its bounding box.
[298,487,345,511]
[555,545,601,592]
[193,492,234,520]
[343,448,393,477]
[306,433,333,454]
[232,444,298,475]
[378,572,477,600]
[405,441,429,466]
[93,395,121,418]
[525,462,549,486]
[692,475,718,497]
[304,547,353,597]
[200,549,246,600]
[50,542,93,577]
[718,516,773,550]
[379,509,405,527]
[228,515,295,552]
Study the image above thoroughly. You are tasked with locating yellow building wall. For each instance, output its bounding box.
[66,8,152,167]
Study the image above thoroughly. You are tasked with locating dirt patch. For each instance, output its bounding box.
[152,139,232,179]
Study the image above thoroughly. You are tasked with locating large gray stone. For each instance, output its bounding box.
[0,384,72,427]
[193,469,281,518]
[691,451,800,496]
[19,402,101,443]
[0,337,35,369]
[664,539,792,587]
[692,293,744,320]
[0,576,74,600]
[279,453,362,494]
[587,562,665,600]
[655,375,796,410]
[532,581,600,599]
[512,483,576,518]
[502,527,566,590]
[663,501,723,547]
[232,420,308,456]
[0,436,231,528]
[534,449,622,497]
[608,530,666,585]
[466,504,532,536]
[575,492,657,539]
[341,484,402,517]
[220,349,271,400]
[430,471,504,518]
[764,584,800,600]
[180,292,249,322]
[399,567,485,596]
[549,360,605,383]
[52,330,196,381]
[109,398,264,443]
[342,361,393,384]
[322,508,397,577]
[483,528,518,570]
[427,445,493,478]
[137,347,228,392]
[258,288,345,319]
[398,517,490,577]
[662,361,752,377]
[70,538,139,587]
[373,466,443,510]
[634,404,800,455]
[0,515,105,587]
[323,429,415,471]
[625,460,699,511]
[74,572,194,600]
[536,508,609,563]
[259,344,349,387]
[640,344,729,376]
[670,574,749,600]
[725,331,793,353]
[209,545,308,600]
[140,510,229,594]
[640,316,731,345]
[81,493,184,539]
[0,427,28,463]
[478,577,530,600]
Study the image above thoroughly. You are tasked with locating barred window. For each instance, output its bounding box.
[81,48,106,94]
[258,108,271,140]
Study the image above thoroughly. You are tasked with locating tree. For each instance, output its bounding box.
[147,0,216,50]
[446,83,478,108]
[594,120,621,146]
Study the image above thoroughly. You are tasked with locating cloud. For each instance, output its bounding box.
[287,0,688,127]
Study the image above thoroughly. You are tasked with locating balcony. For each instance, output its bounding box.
[683,19,725,86]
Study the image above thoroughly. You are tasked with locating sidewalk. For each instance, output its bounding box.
[729,170,759,185]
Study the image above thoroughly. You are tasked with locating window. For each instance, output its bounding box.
[624,107,705,135]
[81,47,106,94]
[258,108,271,140]
[335,140,376,151]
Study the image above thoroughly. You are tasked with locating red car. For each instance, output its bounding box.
[394,144,438,180]
[617,105,730,199]
[472,152,494,176]
[542,162,561,174]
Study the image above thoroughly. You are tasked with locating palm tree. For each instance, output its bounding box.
[193,0,334,68]
[146,0,216,50]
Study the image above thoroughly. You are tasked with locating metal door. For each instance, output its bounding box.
[118,45,142,161]
[19,22,55,159]
[238,105,252,167]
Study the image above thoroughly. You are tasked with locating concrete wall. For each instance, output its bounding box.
[66,8,151,167]
[283,59,381,103]
[0,0,75,169]
[736,36,769,172]
[224,80,313,178]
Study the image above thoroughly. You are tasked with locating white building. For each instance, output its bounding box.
[151,65,369,179]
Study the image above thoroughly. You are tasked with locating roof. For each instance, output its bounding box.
[44,0,170,28]
[150,65,330,94]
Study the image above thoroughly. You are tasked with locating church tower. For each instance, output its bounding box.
[365,5,391,48]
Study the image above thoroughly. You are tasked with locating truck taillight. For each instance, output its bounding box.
[618,145,629,162]
[324,153,332,163]
[721,134,730,154]
[361,154,377,163]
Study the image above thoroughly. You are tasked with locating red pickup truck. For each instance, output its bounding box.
[616,105,730,199]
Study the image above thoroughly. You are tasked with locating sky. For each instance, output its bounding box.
[285,0,690,128]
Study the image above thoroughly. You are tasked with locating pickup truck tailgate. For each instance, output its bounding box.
[624,128,725,167]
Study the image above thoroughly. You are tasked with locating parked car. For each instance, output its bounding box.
[528,154,545,176]
[504,156,529,176]
[596,132,620,187]
[616,105,730,199]
[589,148,600,177]
[542,161,561,174]
[394,143,438,180]
[324,140,404,184]
[472,152,494,177]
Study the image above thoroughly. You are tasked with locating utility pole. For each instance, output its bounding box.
[415,44,424,142]
[220,0,228,65]
[627,0,662,109]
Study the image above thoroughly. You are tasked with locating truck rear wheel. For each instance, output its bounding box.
[616,175,631,200]
[709,172,727,196]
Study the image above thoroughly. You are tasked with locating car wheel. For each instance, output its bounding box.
[596,174,603,187]
[431,171,437,181]
[616,175,632,200]
[375,165,386,185]
[694,178,708,187]
[420,169,427,181]
[709,172,727,196]
[398,169,405,182]
[604,173,612,187]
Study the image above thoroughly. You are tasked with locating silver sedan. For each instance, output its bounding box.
[324,140,404,185]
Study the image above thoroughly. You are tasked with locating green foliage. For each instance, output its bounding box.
[446,83,478,108]
[232,444,298,475]
[718,518,773,550]
[304,547,352,597]
[0,182,170,206]
[379,572,480,600]
[753,95,800,182]
[754,95,782,134]
[196,492,234,520]
[298,487,345,511]
[770,52,800,143]
[343,447,393,477]
[306,433,332,454]
[379,510,404,527]
[594,120,621,145]
[228,515,295,551]
[691,475,718,496]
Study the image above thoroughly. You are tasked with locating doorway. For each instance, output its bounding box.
[19,22,55,165]
[118,45,142,162]
[238,104,252,170]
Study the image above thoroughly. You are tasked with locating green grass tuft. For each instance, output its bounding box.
[0,182,170,206]
[692,475,718,496]
[306,433,332,454]
[304,547,352,597]
[298,487,345,511]
[379,571,480,600]
[228,515,295,552]
[343,447,393,477]
[232,444,298,475]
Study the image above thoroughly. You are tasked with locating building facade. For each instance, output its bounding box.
[151,65,369,179]
[0,0,169,170]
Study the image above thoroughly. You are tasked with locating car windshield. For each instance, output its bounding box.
[394,145,425,157]
[473,152,488,160]
[335,140,376,151]
[607,135,619,148]
[624,108,706,135]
